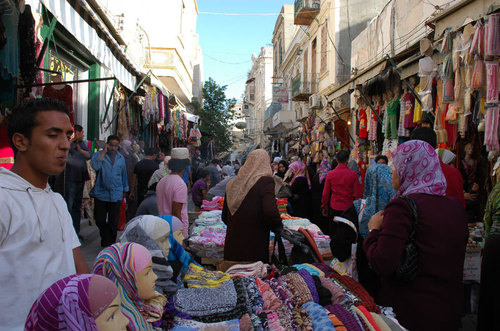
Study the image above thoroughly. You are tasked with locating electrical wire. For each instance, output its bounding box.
[204,53,252,65]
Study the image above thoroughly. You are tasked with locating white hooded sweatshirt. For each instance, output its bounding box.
[0,167,80,330]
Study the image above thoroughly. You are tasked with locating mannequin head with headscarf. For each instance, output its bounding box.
[25,274,129,331]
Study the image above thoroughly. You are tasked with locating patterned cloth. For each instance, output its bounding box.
[484,183,500,237]
[93,243,166,331]
[283,273,314,307]
[288,161,311,188]
[184,263,231,288]
[174,280,237,316]
[354,164,395,238]
[326,304,363,331]
[392,140,447,198]
[159,215,197,272]
[319,276,346,304]
[317,158,331,184]
[170,317,240,330]
[297,269,319,303]
[301,302,336,330]
[25,274,103,330]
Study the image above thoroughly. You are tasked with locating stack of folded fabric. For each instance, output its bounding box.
[276,198,288,214]
[226,261,269,278]
[201,196,224,211]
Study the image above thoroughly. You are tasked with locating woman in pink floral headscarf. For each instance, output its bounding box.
[363,140,468,331]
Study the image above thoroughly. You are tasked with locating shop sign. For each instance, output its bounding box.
[273,86,288,103]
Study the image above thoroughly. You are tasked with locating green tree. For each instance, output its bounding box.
[198,77,238,155]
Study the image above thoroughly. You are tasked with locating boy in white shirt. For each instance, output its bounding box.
[0,98,89,330]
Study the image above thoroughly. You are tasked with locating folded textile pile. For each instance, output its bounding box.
[276,198,288,214]
[175,279,237,316]
[226,261,269,278]
[201,196,224,211]
[184,263,231,288]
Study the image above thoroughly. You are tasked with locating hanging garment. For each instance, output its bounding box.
[368,105,380,141]
[42,85,74,124]
[413,86,422,124]
[385,97,400,139]
[18,5,36,88]
[0,2,19,80]
[486,61,499,104]
[485,14,500,58]
[403,92,416,129]
[485,107,499,152]
[359,108,368,139]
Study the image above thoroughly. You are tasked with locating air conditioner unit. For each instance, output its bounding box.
[309,94,322,109]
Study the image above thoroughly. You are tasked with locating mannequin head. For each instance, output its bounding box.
[94,294,129,331]
[465,143,474,156]
[25,274,128,331]
[135,261,158,300]
[93,243,162,331]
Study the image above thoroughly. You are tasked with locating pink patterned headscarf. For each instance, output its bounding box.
[392,140,447,198]
[25,274,118,331]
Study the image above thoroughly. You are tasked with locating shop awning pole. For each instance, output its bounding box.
[16,76,116,88]
[101,79,118,123]
[356,86,385,124]
[327,100,355,144]
[104,71,151,131]
[386,54,423,106]
[36,17,57,68]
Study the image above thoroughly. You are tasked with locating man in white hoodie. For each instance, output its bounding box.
[0,98,89,330]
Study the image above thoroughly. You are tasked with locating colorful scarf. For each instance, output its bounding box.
[225,149,273,215]
[25,274,117,331]
[355,164,396,238]
[288,161,311,189]
[392,140,447,198]
[93,243,155,331]
[317,157,331,184]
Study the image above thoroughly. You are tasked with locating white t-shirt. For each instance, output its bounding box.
[0,168,80,330]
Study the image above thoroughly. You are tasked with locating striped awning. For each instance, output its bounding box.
[40,0,141,90]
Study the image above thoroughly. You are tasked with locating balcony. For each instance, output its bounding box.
[294,0,321,25]
[291,73,318,101]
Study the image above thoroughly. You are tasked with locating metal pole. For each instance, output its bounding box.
[36,18,57,68]
[386,54,423,106]
[356,86,384,124]
[16,76,116,88]
[105,72,150,131]
[101,79,118,123]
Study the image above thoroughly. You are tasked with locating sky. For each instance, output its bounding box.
[196,0,294,101]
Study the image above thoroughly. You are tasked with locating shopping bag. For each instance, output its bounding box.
[118,198,127,231]
[331,242,358,281]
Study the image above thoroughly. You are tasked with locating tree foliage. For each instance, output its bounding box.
[199,77,237,155]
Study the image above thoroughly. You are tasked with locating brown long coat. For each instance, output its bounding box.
[222,176,283,262]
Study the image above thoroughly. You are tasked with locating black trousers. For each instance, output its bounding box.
[94,198,122,247]
[477,234,500,331]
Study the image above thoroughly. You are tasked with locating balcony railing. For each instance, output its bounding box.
[291,73,318,101]
[294,0,321,25]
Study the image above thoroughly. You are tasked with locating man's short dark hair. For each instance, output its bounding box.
[211,159,218,165]
[337,150,350,163]
[73,124,83,132]
[145,147,156,156]
[8,98,69,153]
[107,135,120,143]
[410,127,437,148]
[169,159,190,172]
[375,155,388,164]
[198,169,209,179]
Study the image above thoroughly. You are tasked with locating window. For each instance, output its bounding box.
[279,39,283,65]
[321,24,327,73]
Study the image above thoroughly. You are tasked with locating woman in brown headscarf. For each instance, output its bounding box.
[222,149,283,262]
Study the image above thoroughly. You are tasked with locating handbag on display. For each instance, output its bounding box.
[393,196,419,282]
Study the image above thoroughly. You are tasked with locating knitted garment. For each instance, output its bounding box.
[297,269,320,303]
[326,304,363,331]
[267,277,297,310]
[170,317,240,330]
[328,314,347,331]
[380,315,406,331]
[293,264,324,276]
[327,270,380,313]
[312,275,333,306]
[226,261,269,278]
[255,277,282,310]
[239,313,253,331]
[194,277,248,323]
[292,307,314,331]
[282,273,314,307]
[275,305,298,331]
[250,313,264,331]
[301,302,336,330]
[370,313,392,331]
[241,277,263,314]
[356,305,381,331]
[256,310,285,331]
[184,263,231,288]
[352,305,379,331]
[319,276,346,304]
[174,280,237,316]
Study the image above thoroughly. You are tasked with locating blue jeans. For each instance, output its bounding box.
[65,181,84,235]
